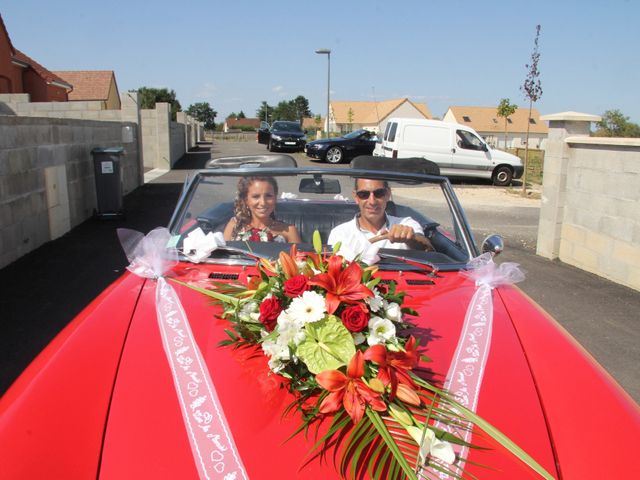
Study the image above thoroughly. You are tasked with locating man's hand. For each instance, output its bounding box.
[369,225,434,251]
[386,224,416,244]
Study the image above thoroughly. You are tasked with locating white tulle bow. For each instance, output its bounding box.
[117,227,177,278]
[462,252,525,289]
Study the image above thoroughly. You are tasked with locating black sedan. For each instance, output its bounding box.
[304,129,378,163]
[257,121,307,152]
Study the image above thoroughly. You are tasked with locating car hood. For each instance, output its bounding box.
[99,265,557,479]
[271,130,305,138]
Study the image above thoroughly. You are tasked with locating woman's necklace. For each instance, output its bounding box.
[249,219,273,231]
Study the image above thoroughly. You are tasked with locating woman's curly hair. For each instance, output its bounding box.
[232,176,279,239]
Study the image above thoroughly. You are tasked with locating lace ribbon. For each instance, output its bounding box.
[118,228,248,480]
[428,253,524,477]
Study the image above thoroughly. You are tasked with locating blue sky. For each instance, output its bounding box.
[3,0,639,122]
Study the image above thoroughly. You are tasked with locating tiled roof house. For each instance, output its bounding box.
[53,70,121,109]
[224,117,261,132]
[443,106,548,150]
[329,97,431,134]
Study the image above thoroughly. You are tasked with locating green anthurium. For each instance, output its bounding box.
[296,316,356,374]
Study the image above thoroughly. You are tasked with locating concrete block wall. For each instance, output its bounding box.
[537,112,640,291]
[1,92,202,173]
[170,121,186,165]
[0,115,139,269]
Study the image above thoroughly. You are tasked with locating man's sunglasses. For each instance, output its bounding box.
[355,188,387,200]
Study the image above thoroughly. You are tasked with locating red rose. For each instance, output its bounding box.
[284,274,310,297]
[259,297,282,331]
[341,304,370,333]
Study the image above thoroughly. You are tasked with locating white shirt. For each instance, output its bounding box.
[328,214,424,250]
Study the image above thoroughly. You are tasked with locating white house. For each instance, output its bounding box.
[328,98,431,134]
[443,106,548,150]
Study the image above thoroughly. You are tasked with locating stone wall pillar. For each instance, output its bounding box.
[155,102,171,169]
[120,91,143,184]
[536,112,601,259]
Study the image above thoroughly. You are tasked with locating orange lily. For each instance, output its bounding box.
[289,244,322,275]
[316,351,387,424]
[364,336,421,404]
[308,255,373,314]
[278,250,299,279]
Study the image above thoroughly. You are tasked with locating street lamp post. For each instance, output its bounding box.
[315,48,331,137]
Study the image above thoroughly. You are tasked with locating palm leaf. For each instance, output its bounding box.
[171,278,238,306]
[411,375,554,479]
[366,409,418,480]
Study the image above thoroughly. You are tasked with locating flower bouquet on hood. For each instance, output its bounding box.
[180,232,552,480]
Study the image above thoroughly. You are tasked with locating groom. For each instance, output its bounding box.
[328,178,433,251]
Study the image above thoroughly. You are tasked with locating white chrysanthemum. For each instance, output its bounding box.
[366,294,384,313]
[287,290,326,324]
[277,310,306,346]
[367,316,397,346]
[385,302,403,322]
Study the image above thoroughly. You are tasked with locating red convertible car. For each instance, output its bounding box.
[1,156,638,479]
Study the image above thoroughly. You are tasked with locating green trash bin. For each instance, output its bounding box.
[92,147,125,219]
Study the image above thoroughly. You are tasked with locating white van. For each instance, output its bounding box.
[377,118,523,186]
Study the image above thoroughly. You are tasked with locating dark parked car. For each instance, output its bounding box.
[305,128,378,163]
[257,120,306,152]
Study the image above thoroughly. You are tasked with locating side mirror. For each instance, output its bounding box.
[481,143,489,152]
[481,234,504,256]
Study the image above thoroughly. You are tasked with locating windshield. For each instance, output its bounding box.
[343,129,368,139]
[169,168,477,271]
[272,122,303,133]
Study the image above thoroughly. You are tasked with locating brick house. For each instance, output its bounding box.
[224,117,261,132]
[0,14,71,101]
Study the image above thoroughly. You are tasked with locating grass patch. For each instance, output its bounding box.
[509,148,544,185]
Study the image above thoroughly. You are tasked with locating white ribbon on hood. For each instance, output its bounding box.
[428,252,524,477]
[118,227,248,480]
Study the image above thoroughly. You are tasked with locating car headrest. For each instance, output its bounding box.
[206,154,298,169]
[350,156,440,176]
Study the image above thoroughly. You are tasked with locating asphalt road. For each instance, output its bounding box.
[1,141,639,405]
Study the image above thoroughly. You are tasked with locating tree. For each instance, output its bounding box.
[593,110,640,137]
[263,96,312,123]
[291,95,311,122]
[237,110,246,119]
[256,101,273,123]
[136,87,182,120]
[496,99,518,149]
[186,102,217,130]
[520,25,543,195]
[347,107,354,132]
[272,100,298,122]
